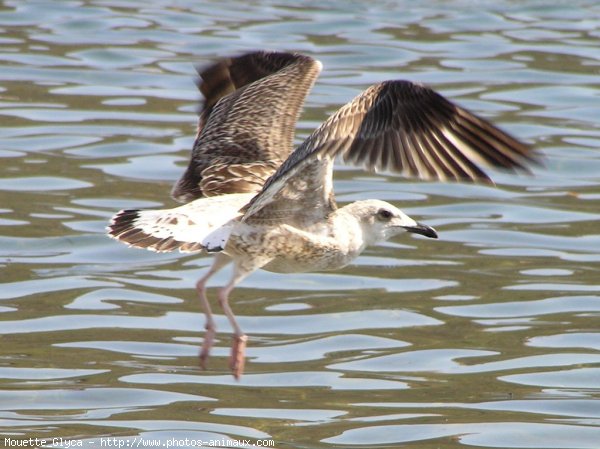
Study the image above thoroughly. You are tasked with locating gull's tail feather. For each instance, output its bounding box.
[108,208,204,253]
[107,193,254,253]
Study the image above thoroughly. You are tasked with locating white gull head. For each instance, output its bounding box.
[341,199,438,246]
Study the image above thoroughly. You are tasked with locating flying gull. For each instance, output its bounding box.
[108,51,536,379]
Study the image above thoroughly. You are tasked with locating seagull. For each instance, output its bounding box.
[108,51,536,379]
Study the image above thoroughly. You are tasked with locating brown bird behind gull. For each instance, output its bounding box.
[108,51,536,379]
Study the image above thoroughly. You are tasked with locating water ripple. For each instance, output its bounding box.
[1,0,600,447]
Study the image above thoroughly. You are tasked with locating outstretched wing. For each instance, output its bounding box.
[242,79,537,223]
[171,51,322,203]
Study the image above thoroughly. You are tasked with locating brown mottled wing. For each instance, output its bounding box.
[171,51,322,203]
[242,79,537,223]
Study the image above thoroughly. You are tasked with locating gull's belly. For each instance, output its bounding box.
[225,222,362,274]
[260,249,353,274]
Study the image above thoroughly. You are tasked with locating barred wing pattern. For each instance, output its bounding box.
[172,51,322,202]
[243,80,536,223]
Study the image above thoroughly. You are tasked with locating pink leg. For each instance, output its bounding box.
[196,253,230,369]
[216,261,260,380]
[217,281,248,380]
[199,255,266,379]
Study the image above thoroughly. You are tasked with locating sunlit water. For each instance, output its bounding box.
[1,0,599,448]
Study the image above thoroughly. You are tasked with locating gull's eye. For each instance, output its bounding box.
[376,208,394,221]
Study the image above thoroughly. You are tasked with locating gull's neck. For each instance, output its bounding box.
[330,202,374,251]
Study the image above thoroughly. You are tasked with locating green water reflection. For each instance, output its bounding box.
[1,0,599,447]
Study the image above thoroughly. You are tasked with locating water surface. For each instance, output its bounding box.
[1,0,599,448]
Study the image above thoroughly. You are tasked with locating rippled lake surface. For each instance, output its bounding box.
[1,0,599,447]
